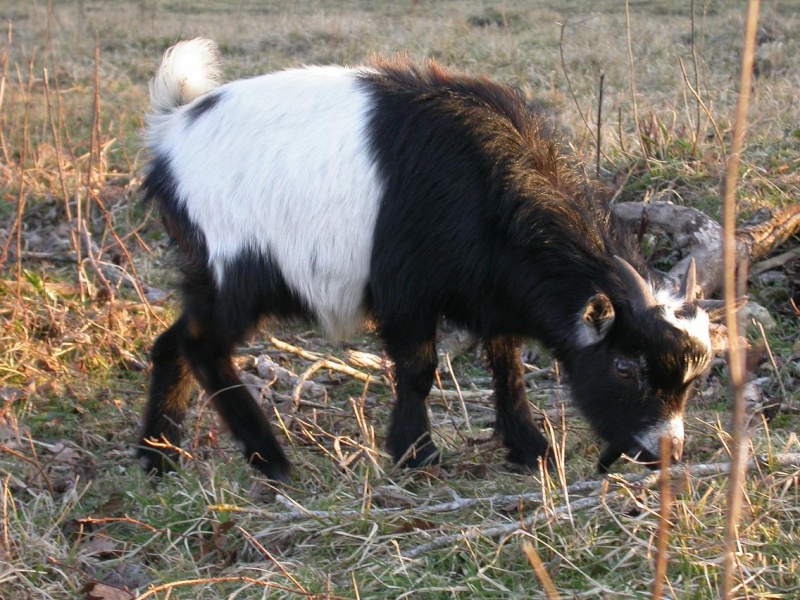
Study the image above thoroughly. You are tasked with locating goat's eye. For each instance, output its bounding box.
[614,358,636,379]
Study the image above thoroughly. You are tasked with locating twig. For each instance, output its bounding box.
[749,247,800,277]
[443,352,470,431]
[755,321,789,409]
[678,58,727,162]
[596,72,604,178]
[236,526,309,595]
[521,539,560,600]
[403,452,800,559]
[222,453,800,539]
[0,443,55,497]
[291,359,327,411]
[558,19,597,156]
[690,0,702,155]
[87,187,167,326]
[624,0,650,171]
[652,435,673,600]
[721,3,760,598]
[141,436,194,462]
[135,576,335,600]
[80,221,115,300]
[269,337,386,386]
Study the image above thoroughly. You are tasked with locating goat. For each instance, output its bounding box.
[138,39,724,482]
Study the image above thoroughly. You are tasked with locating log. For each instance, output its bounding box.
[612,201,800,297]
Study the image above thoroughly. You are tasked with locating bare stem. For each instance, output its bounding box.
[720,2,760,598]
[625,0,650,170]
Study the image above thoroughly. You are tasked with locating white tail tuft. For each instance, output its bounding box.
[149,38,222,114]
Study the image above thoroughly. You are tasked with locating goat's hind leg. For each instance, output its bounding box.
[138,315,194,474]
[485,336,551,470]
[178,315,292,483]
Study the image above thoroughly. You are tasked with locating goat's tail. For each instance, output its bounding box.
[149,38,222,114]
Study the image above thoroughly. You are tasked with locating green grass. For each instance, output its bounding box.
[1,1,799,598]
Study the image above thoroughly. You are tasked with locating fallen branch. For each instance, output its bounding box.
[266,337,495,401]
[210,453,800,550]
[403,452,800,558]
[269,337,388,386]
[612,201,800,296]
[750,247,800,277]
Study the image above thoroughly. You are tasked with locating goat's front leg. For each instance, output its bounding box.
[385,336,440,468]
[485,336,551,469]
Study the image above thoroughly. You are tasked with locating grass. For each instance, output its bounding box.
[1,0,799,598]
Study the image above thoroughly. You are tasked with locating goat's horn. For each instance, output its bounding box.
[678,258,697,303]
[613,256,657,312]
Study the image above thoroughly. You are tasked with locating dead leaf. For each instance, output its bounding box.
[80,535,120,559]
[82,582,134,600]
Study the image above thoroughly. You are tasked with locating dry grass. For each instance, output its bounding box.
[1,1,799,598]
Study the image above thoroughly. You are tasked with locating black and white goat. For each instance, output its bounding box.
[138,39,723,482]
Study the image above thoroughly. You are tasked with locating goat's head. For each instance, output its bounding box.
[565,257,724,472]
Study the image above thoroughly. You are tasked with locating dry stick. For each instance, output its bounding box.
[3,55,35,321]
[0,444,56,497]
[75,37,103,298]
[624,0,650,171]
[87,188,167,326]
[268,337,494,401]
[291,358,327,411]
[689,0,703,156]
[42,69,72,224]
[749,247,800,277]
[80,221,114,300]
[135,577,342,600]
[236,525,310,596]
[652,435,673,600]
[678,58,727,162]
[269,337,383,386]
[443,352,470,431]
[1,473,12,557]
[42,68,80,271]
[557,21,592,150]
[256,452,800,532]
[403,453,800,559]
[521,539,560,600]
[0,22,9,166]
[596,72,604,178]
[755,321,789,410]
[46,6,81,289]
[86,36,101,223]
[721,3,760,598]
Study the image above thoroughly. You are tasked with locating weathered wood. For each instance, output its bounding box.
[612,201,800,296]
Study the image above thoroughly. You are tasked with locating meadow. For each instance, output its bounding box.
[0,1,799,598]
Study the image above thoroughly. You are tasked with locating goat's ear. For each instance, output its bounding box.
[578,294,615,345]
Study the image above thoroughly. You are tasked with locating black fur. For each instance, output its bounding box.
[186,92,223,124]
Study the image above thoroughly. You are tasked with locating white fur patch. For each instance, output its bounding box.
[149,38,222,114]
[654,288,713,355]
[634,414,685,459]
[146,64,383,338]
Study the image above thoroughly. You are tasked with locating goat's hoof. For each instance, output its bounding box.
[137,446,179,476]
[506,446,554,474]
[396,443,441,469]
[251,456,292,485]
